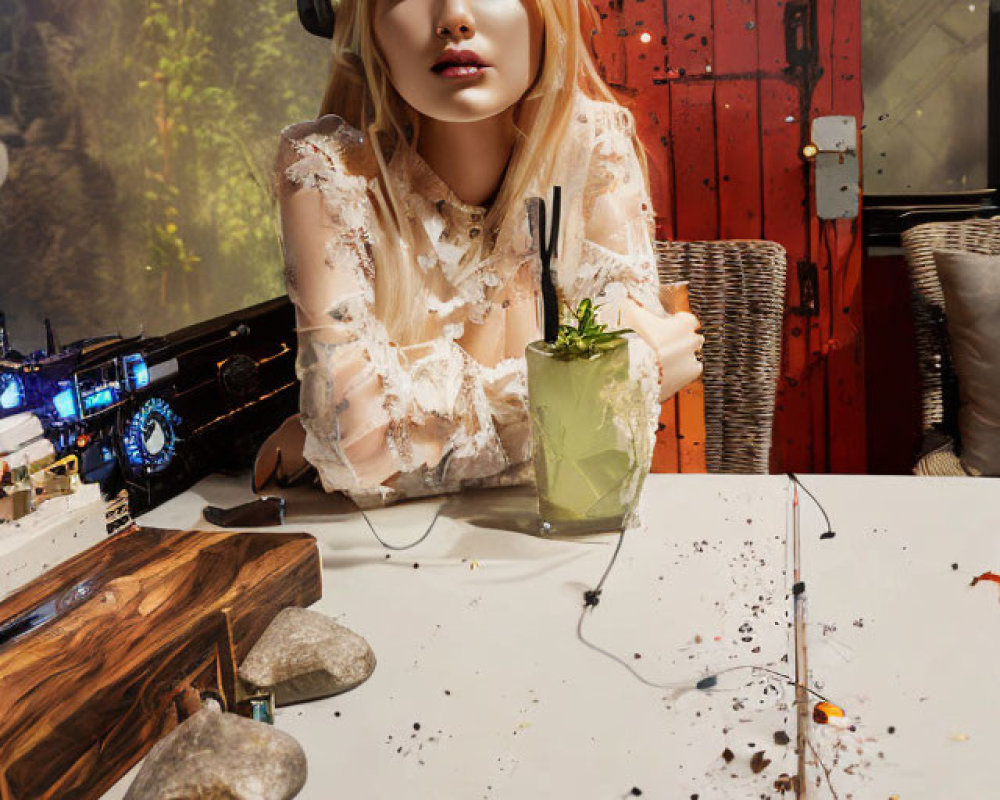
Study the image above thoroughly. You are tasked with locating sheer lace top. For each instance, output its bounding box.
[275,90,667,509]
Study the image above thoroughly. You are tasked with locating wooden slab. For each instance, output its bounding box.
[0,526,322,800]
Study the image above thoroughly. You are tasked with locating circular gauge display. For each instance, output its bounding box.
[121,398,182,475]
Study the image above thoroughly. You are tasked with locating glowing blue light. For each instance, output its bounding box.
[0,373,25,410]
[122,398,181,475]
[82,387,116,412]
[123,354,149,390]
[54,388,78,419]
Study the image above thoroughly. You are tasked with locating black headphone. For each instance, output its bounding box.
[297,0,335,39]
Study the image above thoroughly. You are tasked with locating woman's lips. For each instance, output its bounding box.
[433,65,488,79]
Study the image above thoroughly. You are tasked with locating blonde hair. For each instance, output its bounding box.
[317,0,652,345]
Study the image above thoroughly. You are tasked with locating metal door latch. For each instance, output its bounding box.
[804,116,860,220]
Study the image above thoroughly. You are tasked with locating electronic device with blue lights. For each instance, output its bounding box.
[0,298,298,516]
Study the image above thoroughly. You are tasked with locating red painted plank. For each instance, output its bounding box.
[712,1,762,239]
[666,0,719,242]
[756,0,822,472]
[712,0,758,75]
[677,380,707,472]
[715,81,763,239]
[670,82,720,240]
[651,397,681,473]
[666,0,714,74]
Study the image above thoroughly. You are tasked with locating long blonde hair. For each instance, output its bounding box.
[317,0,651,345]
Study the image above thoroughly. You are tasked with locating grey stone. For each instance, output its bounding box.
[239,607,376,706]
[124,708,306,800]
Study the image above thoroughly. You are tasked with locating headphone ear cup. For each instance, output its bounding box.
[297,0,335,39]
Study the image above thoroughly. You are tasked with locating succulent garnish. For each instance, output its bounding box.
[547,298,634,360]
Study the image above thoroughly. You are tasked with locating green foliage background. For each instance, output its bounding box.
[0,0,329,349]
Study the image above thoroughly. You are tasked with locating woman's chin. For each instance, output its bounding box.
[414,90,524,125]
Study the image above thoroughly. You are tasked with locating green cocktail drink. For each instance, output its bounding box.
[526,321,653,535]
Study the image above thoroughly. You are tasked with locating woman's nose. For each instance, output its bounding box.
[434,0,476,40]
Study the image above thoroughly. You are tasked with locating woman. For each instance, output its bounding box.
[254,0,703,508]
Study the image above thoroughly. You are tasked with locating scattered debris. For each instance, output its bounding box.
[970,571,1000,600]
[813,701,846,724]
[750,750,771,774]
[773,730,790,745]
[773,773,799,794]
[696,675,717,690]
[721,747,735,763]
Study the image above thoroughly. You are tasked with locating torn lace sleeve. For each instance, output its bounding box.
[563,103,666,325]
[276,121,514,496]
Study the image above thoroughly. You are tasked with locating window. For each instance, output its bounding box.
[863,0,993,194]
[0,2,329,352]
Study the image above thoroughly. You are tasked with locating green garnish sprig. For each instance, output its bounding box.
[549,298,634,360]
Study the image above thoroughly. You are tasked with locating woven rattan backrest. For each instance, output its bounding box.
[654,240,787,473]
[900,218,1000,430]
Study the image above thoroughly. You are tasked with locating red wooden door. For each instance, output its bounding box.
[592,0,866,474]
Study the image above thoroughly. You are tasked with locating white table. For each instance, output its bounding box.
[795,475,1000,799]
[102,473,1000,799]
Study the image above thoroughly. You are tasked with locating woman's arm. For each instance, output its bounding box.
[572,103,704,403]
[272,118,513,497]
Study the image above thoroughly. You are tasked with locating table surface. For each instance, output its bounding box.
[101,473,1000,800]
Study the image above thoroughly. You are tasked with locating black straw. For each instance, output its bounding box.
[528,186,562,343]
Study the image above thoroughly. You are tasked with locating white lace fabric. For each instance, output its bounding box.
[276,91,668,509]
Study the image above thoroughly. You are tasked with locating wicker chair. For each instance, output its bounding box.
[654,240,787,474]
[900,217,1000,476]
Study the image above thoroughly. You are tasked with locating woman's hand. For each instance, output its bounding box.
[253,413,309,492]
[618,300,704,403]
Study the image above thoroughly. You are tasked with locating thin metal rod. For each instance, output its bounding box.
[793,483,809,798]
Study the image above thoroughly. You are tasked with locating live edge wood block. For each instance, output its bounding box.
[0,526,322,800]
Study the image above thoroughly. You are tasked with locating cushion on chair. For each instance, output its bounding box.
[933,250,1000,476]
[901,218,1000,434]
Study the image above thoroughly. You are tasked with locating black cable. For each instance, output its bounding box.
[576,529,685,689]
[577,606,835,702]
[582,527,625,607]
[575,497,842,708]
[359,504,443,551]
[704,665,834,704]
[787,472,836,539]
[577,604,682,690]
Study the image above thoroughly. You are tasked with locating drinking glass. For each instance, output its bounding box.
[525,336,652,535]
